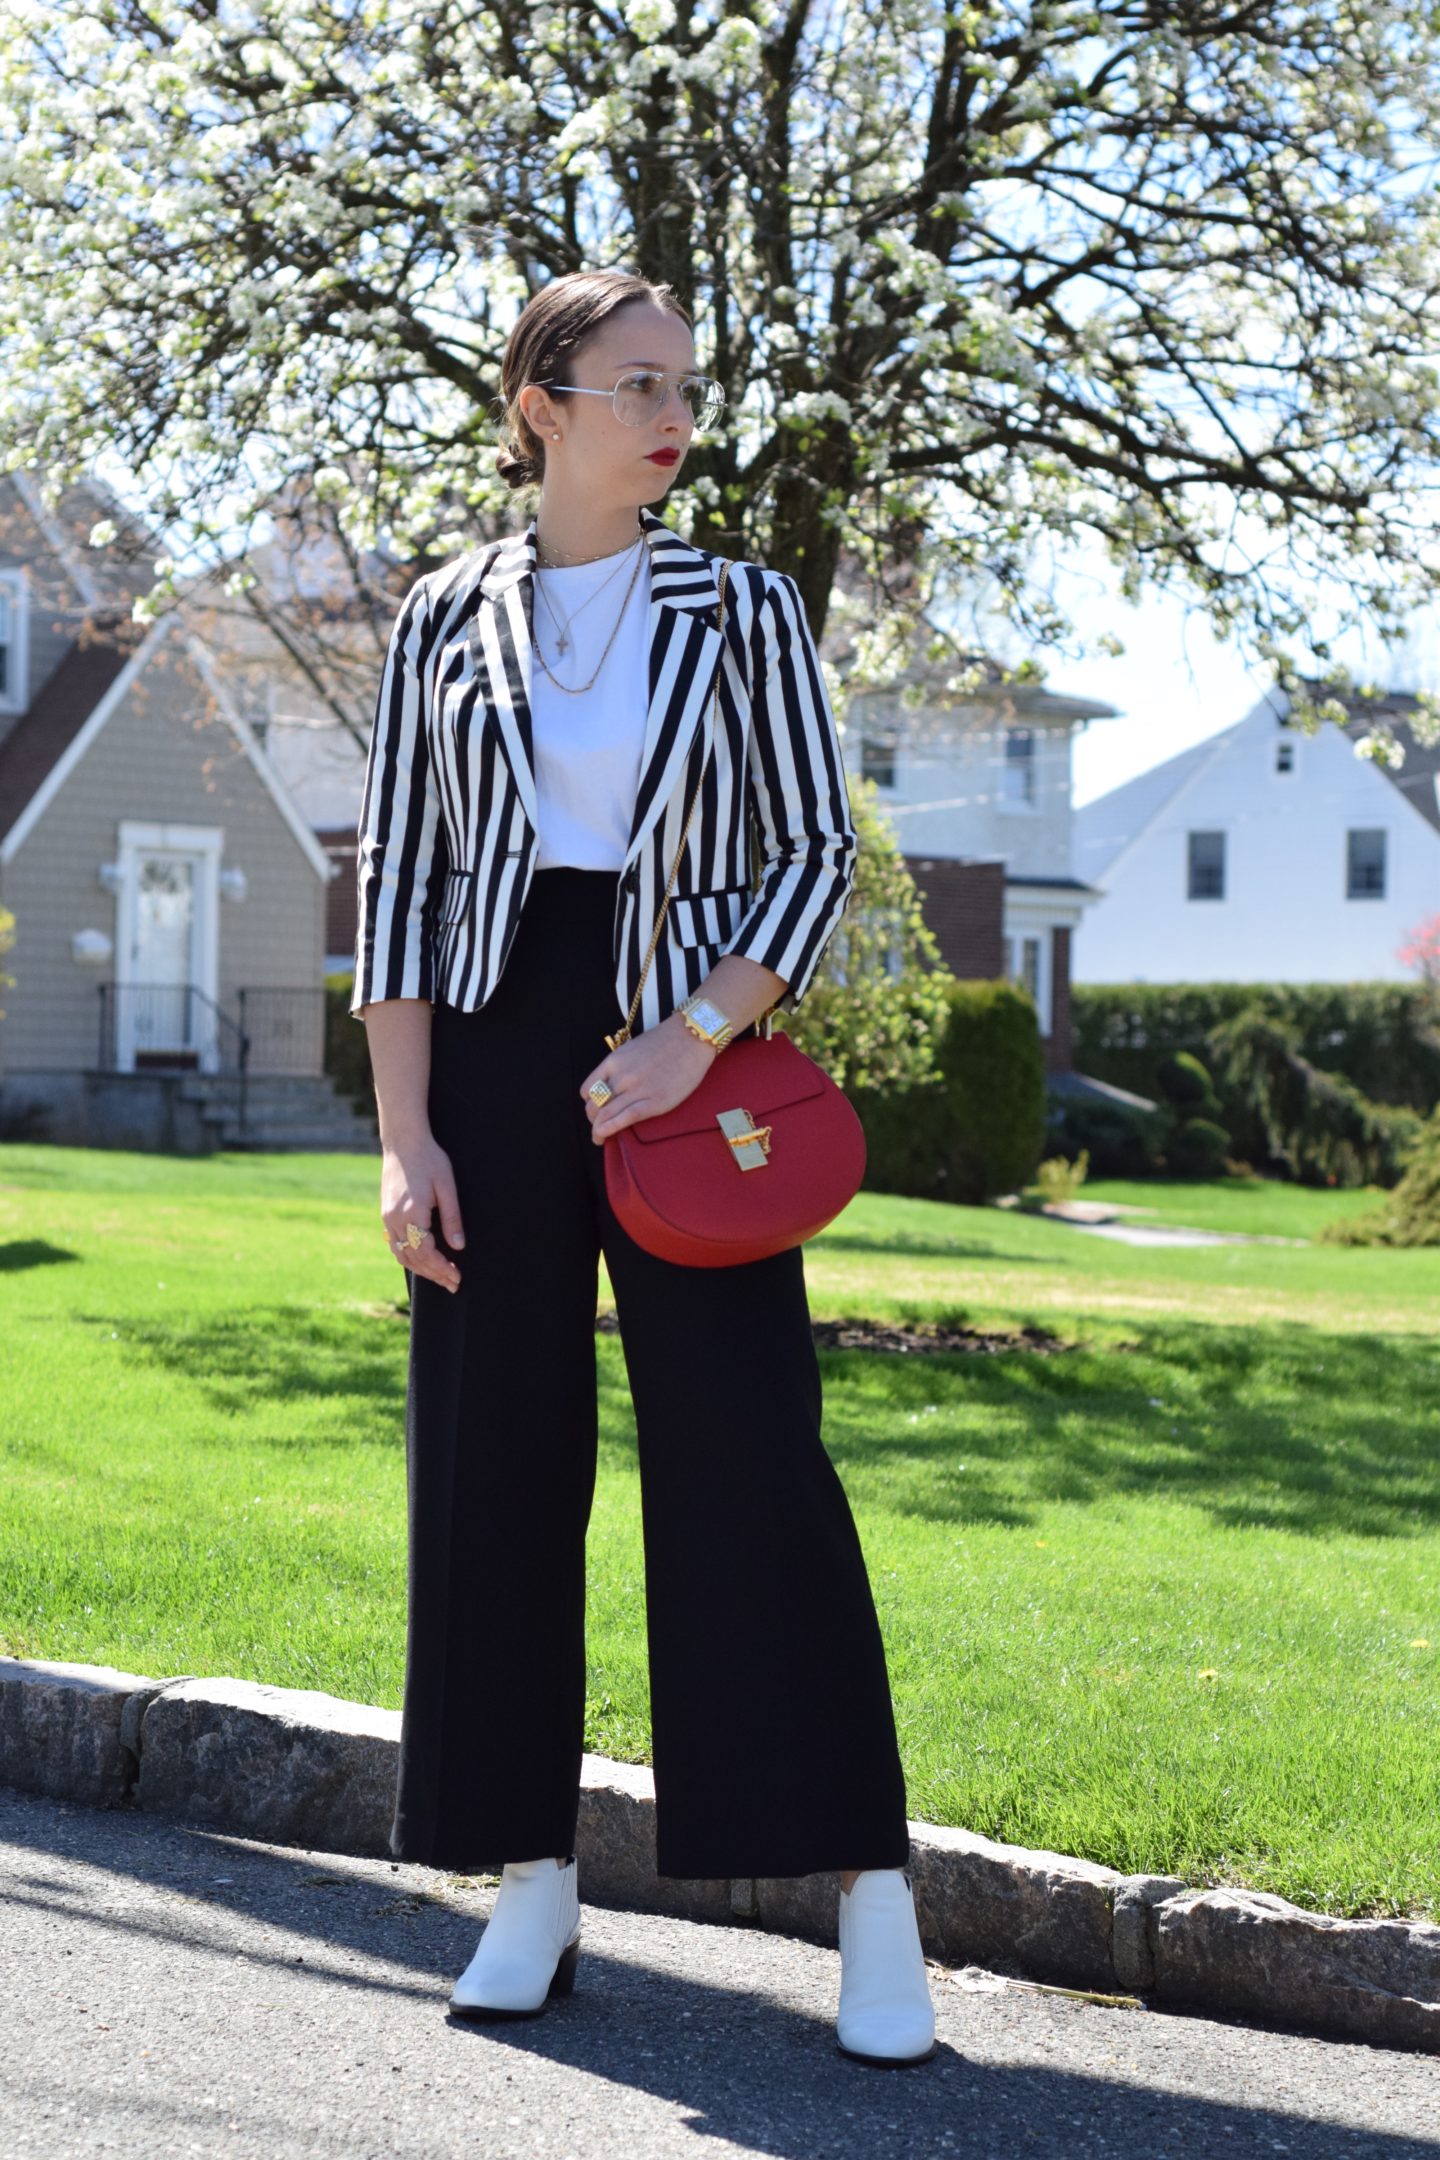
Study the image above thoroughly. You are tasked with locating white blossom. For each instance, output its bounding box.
[623,0,677,40]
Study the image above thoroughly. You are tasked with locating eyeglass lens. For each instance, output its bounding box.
[615,372,723,427]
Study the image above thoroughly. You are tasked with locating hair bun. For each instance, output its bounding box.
[495,444,539,491]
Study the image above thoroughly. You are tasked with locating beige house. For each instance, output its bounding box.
[0,474,374,1152]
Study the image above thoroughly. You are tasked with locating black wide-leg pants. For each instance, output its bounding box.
[391,866,911,1879]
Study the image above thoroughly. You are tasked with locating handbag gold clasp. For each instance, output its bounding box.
[715,1106,772,1170]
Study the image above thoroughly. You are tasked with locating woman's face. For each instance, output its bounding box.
[521,302,699,504]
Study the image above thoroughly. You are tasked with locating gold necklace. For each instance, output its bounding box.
[534,535,642,656]
[531,539,647,695]
[534,518,643,567]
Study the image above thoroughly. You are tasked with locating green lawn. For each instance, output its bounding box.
[2,1145,1436,1924]
[1039,1174,1394,1240]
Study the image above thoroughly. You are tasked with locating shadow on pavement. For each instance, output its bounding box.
[2,1788,1440,2160]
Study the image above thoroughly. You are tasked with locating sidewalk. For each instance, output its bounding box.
[4,1784,1437,2160]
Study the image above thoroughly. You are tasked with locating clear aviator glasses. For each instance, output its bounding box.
[530,369,725,430]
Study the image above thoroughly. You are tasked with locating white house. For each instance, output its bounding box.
[840,662,1119,1068]
[1072,684,1440,984]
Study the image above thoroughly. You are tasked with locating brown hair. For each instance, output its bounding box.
[493,270,693,493]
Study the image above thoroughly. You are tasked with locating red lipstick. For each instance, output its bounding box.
[646,450,680,465]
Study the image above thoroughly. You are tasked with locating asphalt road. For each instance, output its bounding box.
[2,1785,1435,2160]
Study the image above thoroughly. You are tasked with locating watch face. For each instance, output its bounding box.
[687,997,727,1034]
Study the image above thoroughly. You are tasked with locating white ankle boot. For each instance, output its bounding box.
[835,1867,937,2065]
[449,1854,581,2020]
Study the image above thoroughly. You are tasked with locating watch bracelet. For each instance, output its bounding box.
[680,999,734,1051]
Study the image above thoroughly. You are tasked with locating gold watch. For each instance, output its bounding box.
[678,991,734,1052]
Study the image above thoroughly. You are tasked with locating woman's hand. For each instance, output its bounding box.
[579,1014,716,1143]
[380,1130,466,1292]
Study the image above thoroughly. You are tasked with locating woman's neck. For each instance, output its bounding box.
[534,500,645,566]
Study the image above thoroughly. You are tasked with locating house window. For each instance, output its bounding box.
[1002,726,1035,805]
[860,733,896,788]
[1276,742,1295,774]
[1002,927,1048,1031]
[0,569,27,711]
[1346,828,1386,899]
[1187,830,1226,900]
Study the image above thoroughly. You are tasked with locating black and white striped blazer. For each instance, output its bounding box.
[351,504,857,1037]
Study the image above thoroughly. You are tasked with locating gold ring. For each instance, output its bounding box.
[587,1080,614,1106]
[403,1222,428,1249]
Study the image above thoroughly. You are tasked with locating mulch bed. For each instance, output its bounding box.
[377,1298,1089,1357]
[594,1310,1073,1356]
[808,1317,1073,1356]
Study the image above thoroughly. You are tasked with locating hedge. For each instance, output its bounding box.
[1071,982,1440,1113]
[851,977,1047,1203]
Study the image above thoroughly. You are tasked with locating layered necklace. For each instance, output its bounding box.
[531,523,646,696]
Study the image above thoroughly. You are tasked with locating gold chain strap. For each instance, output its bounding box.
[606,560,736,1051]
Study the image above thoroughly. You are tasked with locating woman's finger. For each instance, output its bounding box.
[591,1093,652,1143]
[385,1210,431,1254]
[430,1163,466,1250]
[579,1064,621,1119]
[400,1234,462,1292]
[383,1210,460,1291]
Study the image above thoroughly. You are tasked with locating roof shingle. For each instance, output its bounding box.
[0,613,149,848]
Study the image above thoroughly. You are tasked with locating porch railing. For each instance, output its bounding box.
[96,981,245,1075]
[95,982,328,1137]
[236,986,326,1078]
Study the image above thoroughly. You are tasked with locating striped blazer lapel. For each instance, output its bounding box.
[464,526,539,838]
[466,505,726,876]
[618,508,726,878]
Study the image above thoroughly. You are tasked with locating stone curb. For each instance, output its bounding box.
[3,1657,1436,2055]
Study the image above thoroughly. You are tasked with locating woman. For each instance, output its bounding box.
[351,268,936,2068]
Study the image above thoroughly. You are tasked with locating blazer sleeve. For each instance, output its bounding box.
[723,568,858,1015]
[350,574,446,1020]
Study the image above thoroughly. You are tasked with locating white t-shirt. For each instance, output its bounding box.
[529,536,650,871]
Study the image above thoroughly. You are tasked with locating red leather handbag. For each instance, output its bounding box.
[600,562,866,1267]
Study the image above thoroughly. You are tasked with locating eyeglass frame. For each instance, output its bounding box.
[527,369,726,427]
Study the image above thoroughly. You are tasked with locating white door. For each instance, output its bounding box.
[124,850,200,1068]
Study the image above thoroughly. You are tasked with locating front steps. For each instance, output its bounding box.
[176,1072,379,1153]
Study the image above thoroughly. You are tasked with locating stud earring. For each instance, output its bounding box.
[552,433,560,440]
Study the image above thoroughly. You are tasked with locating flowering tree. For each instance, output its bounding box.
[1397,912,1440,984]
[3,0,1440,757]
[786,775,954,1091]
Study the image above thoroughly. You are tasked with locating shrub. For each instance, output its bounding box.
[0,899,14,1020]
[1147,1047,1233,1174]
[1044,1089,1170,1179]
[1317,1107,1440,1246]
[1034,1149,1090,1203]
[324,973,373,1108]
[784,775,954,1094]
[1206,1007,1423,1187]
[1165,1117,1231,1180]
[854,977,1047,1203]
[1156,1049,1221,1117]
